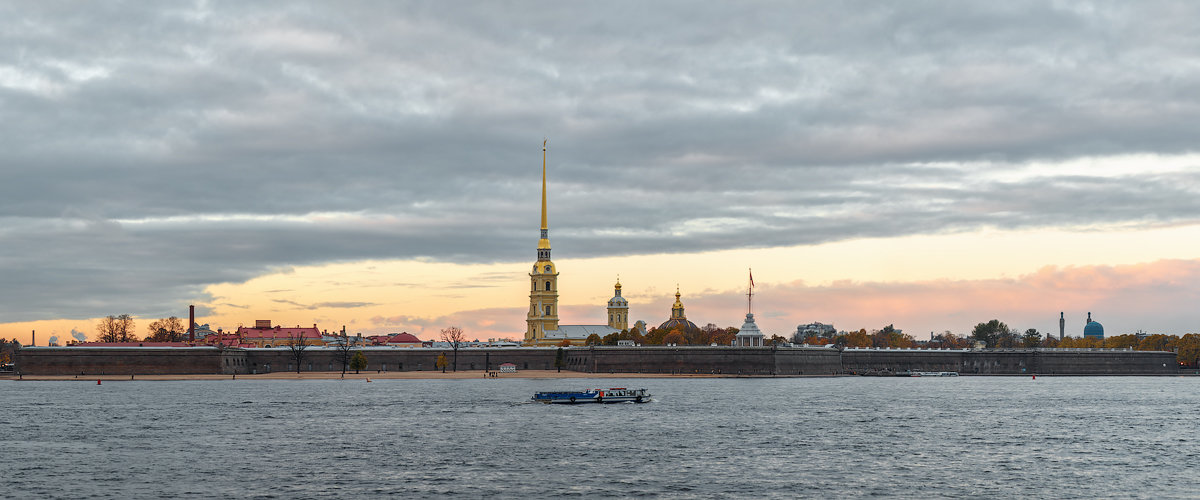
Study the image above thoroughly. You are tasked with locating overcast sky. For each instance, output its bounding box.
[3,2,1200,339]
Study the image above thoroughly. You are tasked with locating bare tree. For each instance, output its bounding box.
[287,330,310,373]
[440,326,465,372]
[97,314,136,343]
[334,331,353,375]
[145,317,185,342]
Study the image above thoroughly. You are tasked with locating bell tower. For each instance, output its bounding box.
[526,140,559,345]
[607,278,629,331]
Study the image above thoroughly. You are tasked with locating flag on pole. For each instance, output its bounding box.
[749,269,754,287]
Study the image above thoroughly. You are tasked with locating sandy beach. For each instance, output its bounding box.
[0,369,758,381]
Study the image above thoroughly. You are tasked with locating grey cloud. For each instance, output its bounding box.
[4,2,1200,322]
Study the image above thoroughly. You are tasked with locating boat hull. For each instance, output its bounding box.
[532,388,650,404]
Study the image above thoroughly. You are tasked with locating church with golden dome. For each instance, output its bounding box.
[656,288,701,337]
[524,141,633,346]
[522,141,766,347]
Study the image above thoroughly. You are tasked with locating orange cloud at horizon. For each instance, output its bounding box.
[5,255,1199,346]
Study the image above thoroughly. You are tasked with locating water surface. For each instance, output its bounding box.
[3,376,1196,498]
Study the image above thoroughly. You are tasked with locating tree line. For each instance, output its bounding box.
[90,314,191,343]
[968,319,1200,367]
[578,323,792,347]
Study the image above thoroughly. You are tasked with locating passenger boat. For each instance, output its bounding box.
[531,387,650,404]
[897,371,959,377]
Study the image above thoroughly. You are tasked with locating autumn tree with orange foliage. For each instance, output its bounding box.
[1137,334,1173,352]
[871,325,915,348]
[837,329,871,348]
[644,327,667,346]
[1103,334,1140,349]
[1175,334,1200,368]
[928,331,972,349]
[1058,336,1103,349]
[663,331,685,346]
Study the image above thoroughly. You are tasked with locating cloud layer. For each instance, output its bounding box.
[3,2,1200,321]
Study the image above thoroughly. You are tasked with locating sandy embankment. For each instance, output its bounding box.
[2,370,736,381]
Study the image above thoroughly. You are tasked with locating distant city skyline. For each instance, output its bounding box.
[4,2,1200,344]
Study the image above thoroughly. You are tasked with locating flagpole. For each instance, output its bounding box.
[747,268,753,316]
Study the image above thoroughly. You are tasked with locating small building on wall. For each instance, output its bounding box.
[236,320,324,347]
[383,332,423,347]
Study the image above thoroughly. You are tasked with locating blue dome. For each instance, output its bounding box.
[1084,321,1105,339]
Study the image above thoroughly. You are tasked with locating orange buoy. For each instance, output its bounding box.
[97,380,101,385]
[1032,374,1036,380]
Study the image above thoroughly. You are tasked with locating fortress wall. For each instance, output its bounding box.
[565,346,841,375]
[970,349,1177,375]
[841,350,965,374]
[775,348,843,375]
[14,346,1177,376]
[242,348,560,373]
[15,347,232,375]
[843,348,1178,375]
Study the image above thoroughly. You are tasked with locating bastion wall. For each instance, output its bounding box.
[841,348,1178,375]
[12,346,1179,376]
[565,346,843,375]
[12,347,245,375]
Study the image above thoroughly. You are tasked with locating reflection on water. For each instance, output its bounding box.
[2,377,1196,498]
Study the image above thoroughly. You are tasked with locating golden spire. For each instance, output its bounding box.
[537,139,551,253]
[541,139,548,232]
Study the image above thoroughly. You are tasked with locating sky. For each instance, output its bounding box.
[4,1,1200,346]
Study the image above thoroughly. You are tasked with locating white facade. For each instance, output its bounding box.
[735,313,765,347]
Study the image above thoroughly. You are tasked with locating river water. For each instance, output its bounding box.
[2,376,1197,498]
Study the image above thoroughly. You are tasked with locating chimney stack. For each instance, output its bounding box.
[32,329,35,347]
[189,305,196,342]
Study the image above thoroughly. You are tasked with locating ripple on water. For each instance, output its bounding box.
[1,377,1197,498]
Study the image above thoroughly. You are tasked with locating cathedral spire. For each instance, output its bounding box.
[537,139,551,260]
[541,139,548,234]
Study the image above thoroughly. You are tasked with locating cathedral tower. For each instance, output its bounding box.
[607,279,629,331]
[526,140,559,345]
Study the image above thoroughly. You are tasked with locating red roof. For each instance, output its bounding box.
[71,342,191,347]
[236,326,321,340]
[385,332,422,344]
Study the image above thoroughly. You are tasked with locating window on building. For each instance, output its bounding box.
[545,281,551,291]
[545,305,552,315]
[544,265,551,272]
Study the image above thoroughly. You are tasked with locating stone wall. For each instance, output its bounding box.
[842,348,1178,375]
[14,345,1178,376]
[565,346,842,375]
[242,347,560,374]
[15,347,237,375]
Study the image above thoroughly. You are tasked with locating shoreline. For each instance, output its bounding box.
[0,370,813,381]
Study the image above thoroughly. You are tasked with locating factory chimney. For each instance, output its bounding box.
[1059,312,1065,341]
[189,305,196,342]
